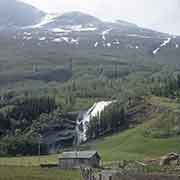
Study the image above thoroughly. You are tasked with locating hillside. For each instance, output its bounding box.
[0,0,44,27]
[87,96,180,161]
[0,44,180,156]
[43,11,101,27]
[1,2,180,180]
[0,1,180,166]
[1,96,180,165]
[0,5,179,55]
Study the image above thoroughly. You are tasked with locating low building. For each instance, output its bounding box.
[59,151,101,168]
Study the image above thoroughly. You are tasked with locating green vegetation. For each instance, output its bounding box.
[0,154,58,166]
[91,125,180,161]
[144,96,180,138]
[0,166,80,180]
[87,101,126,139]
[0,44,180,180]
[0,95,58,156]
[2,95,180,164]
[151,74,180,98]
[0,96,180,179]
[0,25,180,180]
[0,47,161,157]
[86,96,180,161]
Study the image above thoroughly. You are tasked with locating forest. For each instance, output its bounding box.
[0,45,180,156]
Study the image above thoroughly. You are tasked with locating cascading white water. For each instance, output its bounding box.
[76,101,113,144]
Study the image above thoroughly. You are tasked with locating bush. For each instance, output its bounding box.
[0,136,48,156]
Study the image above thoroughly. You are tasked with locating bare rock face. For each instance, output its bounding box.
[160,153,180,166]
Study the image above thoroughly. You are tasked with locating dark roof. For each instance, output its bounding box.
[59,151,101,159]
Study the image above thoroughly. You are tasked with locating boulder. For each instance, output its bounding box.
[160,153,180,166]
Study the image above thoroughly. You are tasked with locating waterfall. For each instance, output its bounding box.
[75,101,113,144]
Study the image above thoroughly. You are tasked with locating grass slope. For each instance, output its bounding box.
[89,96,180,161]
[0,154,58,166]
[92,126,180,161]
[0,167,80,180]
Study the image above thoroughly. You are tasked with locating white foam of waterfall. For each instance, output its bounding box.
[76,101,113,143]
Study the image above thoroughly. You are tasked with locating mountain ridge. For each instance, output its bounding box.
[0,0,171,36]
[0,1,179,56]
[0,0,45,27]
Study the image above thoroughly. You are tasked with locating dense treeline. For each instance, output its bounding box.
[0,136,48,156]
[151,74,180,98]
[0,94,58,156]
[0,95,57,135]
[61,77,149,103]
[87,102,127,139]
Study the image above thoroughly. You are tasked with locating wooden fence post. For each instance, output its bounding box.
[99,174,102,180]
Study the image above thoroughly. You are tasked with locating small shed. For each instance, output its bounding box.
[59,151,101,168]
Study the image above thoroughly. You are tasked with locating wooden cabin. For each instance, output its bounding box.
[59,151,101,168]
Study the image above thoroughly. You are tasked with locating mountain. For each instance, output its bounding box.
[44,11,102,27]
[0,4,179,56]
[1,4,180,158]
[15,11,180,54]
[0,0,45,27]
[116,20,138,28]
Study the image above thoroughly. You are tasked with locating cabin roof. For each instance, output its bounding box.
[59,151,101,159]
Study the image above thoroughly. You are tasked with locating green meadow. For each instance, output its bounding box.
[0,166,80,180]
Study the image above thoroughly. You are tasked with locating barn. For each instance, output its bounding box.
[59,151,101,168]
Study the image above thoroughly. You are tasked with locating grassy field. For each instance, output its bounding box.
[0,166,80,180]
[91,126,180,161]
[87,96,180,161]
[0,154,58,167]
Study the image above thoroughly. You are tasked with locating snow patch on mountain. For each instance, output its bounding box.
[23,14,58,29]
[127,34,151,39]
[39,37,46,41]
[94,42,99,47]
[52,25,96,33]
[153,37,171,55]
[52,28,71,33]
[23,36,32,40]
[52,37,79,45]
[22,36,33,40]
[113,40,120,45]
[153,48,160,55]
[102,29,112,41]
[161,38,172,47]
[70,25,96,32]
[61,37,69,43]
[107,43,111,47]
[52,38,62,42]
[70,38,79,45]
[24,32,31,36]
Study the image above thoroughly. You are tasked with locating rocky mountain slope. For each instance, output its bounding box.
[0,1,179,55]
